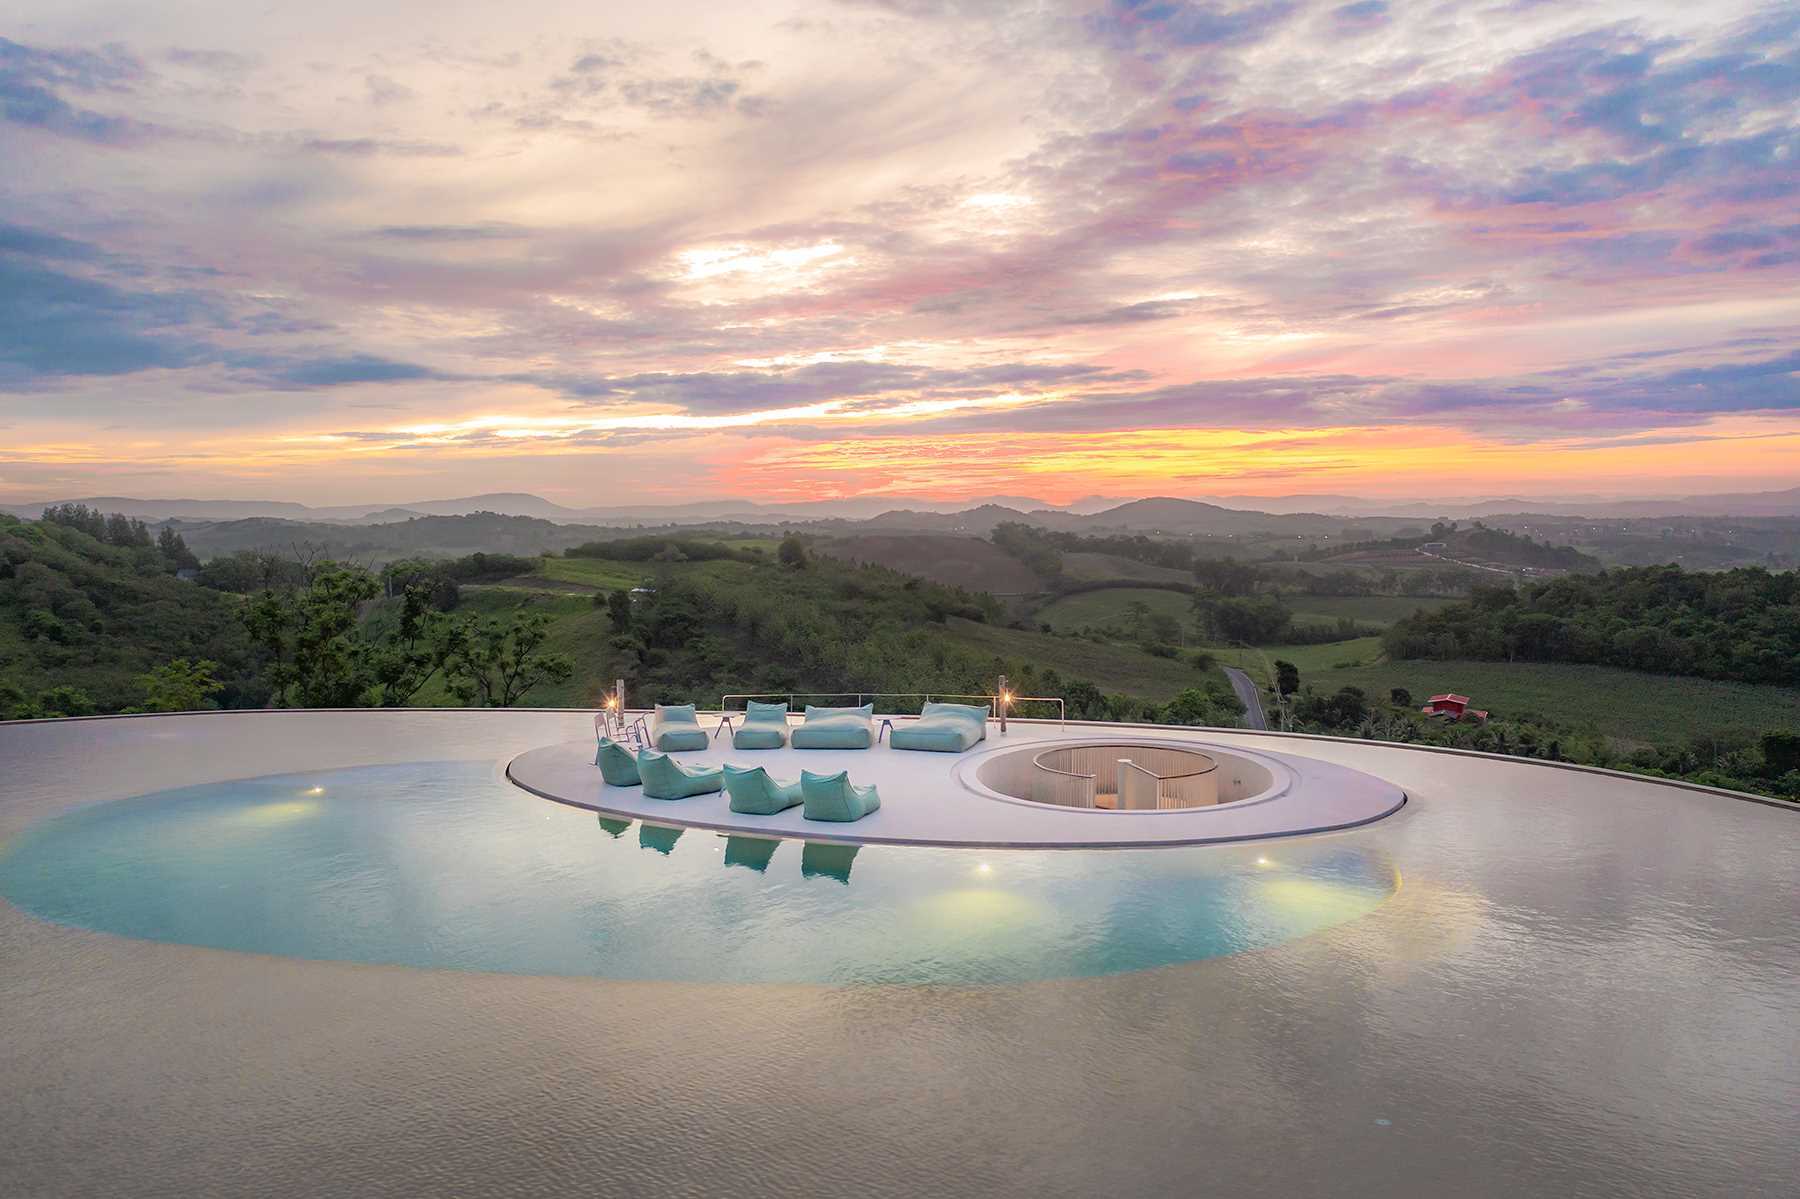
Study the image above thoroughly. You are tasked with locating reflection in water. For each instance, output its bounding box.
[0,762,1401,984]
[801,841,861,884]
[638,823,684,855]
[723,835,780,872]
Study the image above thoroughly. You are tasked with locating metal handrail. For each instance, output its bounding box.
[719,691,1066,725]
[1118,754,1218,780]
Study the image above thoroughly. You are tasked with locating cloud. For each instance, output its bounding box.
[365,224,527,241]
[0,255,213,382]
[299,136,459,157]
[262,355,451,389]
[0,36,148,144]
[1089,1,1298,50]
[365,74,413,106]
[521,359,1128,412]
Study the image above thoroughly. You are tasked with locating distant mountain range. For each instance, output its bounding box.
[5,485,1798,527]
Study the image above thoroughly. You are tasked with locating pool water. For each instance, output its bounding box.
[0,760,1398,984]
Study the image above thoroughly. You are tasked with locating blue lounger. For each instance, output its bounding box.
[733,701,791,750]
[801,769,881,822]
[649,704,710,751]
[889,701,989,753]
[722,764,804,814]
[791,703,874,750]
[595,736,642,786]
[637,749,724,800]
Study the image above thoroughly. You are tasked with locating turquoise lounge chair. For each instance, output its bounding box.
[595,736,642,786]
[800,841,860,883]
[889,701,989,753]
[801,769,881,822]
[649,703,709,751]
[732,701,791,749]
[723,835,780,872]
[722,764,804,814]
[639,823,684,854]
[791,703,874,749]
[637,749,724,800]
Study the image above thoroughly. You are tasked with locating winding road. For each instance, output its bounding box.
[1223,666,1269,731]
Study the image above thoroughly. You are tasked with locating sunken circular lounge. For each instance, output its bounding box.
[1,708,1795,1198]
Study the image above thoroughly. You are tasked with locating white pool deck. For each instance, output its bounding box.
[507,713,1407,847]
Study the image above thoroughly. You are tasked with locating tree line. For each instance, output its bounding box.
[1382,565,1800,685]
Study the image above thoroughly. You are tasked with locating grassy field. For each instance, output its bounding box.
[1214,636,1800,746]
[1034,586,1193,634]
[1059,552,1193,584]
[1212,637,1387,675]
[816,534,1042,594]
[1286,595,1458,628]
[537,556,656,591]
[941,617,1226,702]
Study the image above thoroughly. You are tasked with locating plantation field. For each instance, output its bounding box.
[537,556,655,591]
[1212,637,1387,676]
[1035,587,1192,635]
[1286,595,1459,628]
[1214,636,1800,745]
[1059,552,1193,584]
[941,617,1227,703]
[816,534,1042,594]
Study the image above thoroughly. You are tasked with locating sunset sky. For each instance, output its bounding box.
[2,0,1797,506]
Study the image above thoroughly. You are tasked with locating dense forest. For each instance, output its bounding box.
[1383,566,1800,685]
[0,515,1244,729]
[0,512,261,714]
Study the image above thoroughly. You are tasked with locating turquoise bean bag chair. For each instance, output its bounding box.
[637,749,724,800]
[791,703,874,750]
[732,700,790,750]
[723,764,804,814]
[800,841,860,883]
[639,824,684,854]
[801,769,881,822]
[595,736,642,786]
[723,836,780,872]
[649,703,709,752]
[889,701,989,753]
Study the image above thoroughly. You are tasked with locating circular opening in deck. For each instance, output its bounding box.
[974,741,1281,811]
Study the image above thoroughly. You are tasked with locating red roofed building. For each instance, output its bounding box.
[1421,693,1488,722]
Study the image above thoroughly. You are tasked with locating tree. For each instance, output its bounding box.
[1192,591,1292,644]
[1763,732,1800,777]
[442,608,574,707]
[156,526,200,572]
[37,685,96,717]
[1389,687,1413,708]
[1160,685,1247,728]
[778,534,809,570]
[1192,558,1259,596]
[606,588,634,629]
[1275,659,1300,697]
[242,565,382,707]
[1125,599,1153,642]
[132,658,225,712]
[368,583,453,706]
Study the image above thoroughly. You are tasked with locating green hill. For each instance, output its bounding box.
[0,514,260,714]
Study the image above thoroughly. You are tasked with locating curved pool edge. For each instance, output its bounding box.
[4,707,1790,814]
[505,728,1412,848]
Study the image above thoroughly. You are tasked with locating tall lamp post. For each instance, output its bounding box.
[997,673,1011,735]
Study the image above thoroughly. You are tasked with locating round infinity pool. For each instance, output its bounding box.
[0,760,1397,985]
